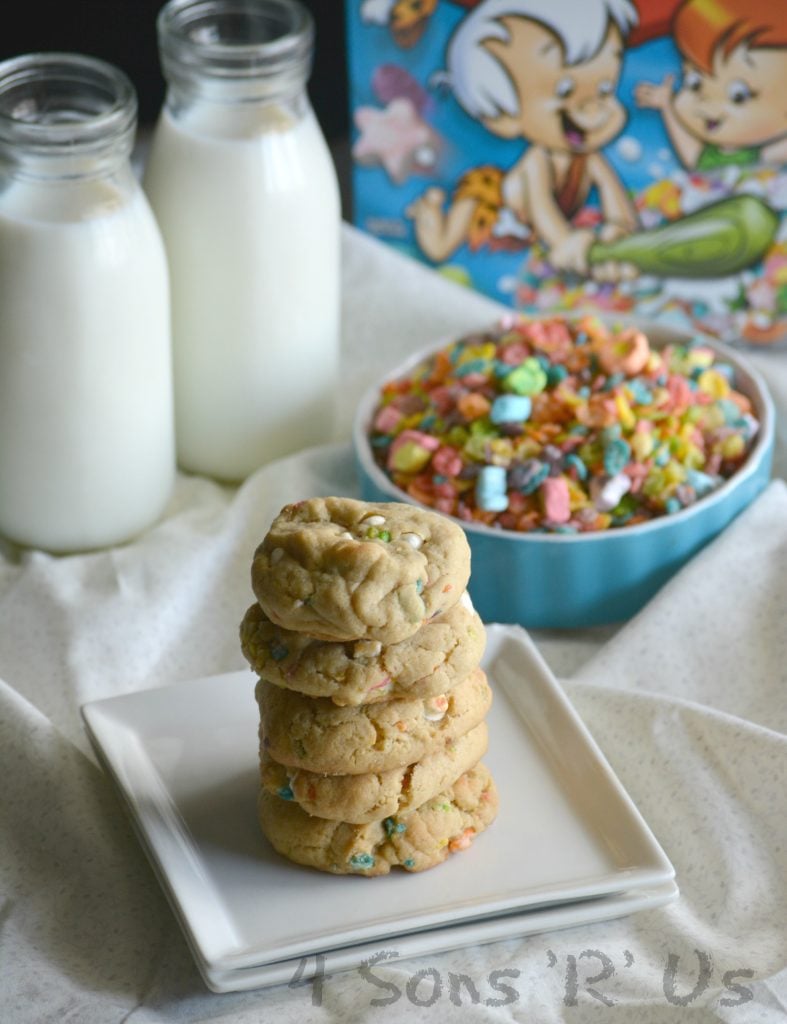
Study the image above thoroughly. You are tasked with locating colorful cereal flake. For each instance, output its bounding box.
[369,316,759,534]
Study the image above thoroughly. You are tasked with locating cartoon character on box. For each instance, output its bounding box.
[407,0,640,281]
[635,0,787,170]
[349,0,787,343]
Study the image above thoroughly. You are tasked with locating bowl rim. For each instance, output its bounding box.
[352,315,776,546]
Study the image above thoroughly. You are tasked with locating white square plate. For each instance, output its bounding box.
[82,624,676,990]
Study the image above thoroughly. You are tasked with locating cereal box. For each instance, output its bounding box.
[345,0,787,346]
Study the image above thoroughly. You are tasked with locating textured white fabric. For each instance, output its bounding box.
[1,224,785,1023]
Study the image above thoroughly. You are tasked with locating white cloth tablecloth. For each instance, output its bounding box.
[1,225,785,1023]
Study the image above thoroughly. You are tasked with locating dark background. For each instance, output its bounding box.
[0,0,351,139]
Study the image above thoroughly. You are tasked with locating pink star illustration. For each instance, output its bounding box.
[352,96,440,184]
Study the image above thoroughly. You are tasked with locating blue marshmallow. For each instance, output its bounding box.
[475,465,509,511]
[489,394,532,425]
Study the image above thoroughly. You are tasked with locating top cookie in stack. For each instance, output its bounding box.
[250,496,472,643]
[241,496,498,876]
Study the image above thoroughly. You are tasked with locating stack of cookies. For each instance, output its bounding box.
[240,496,498,876]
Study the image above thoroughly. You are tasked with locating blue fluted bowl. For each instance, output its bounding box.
[352,320,775,628]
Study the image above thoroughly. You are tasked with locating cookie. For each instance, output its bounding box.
[240,592,485,706]
[257,763,498,875]
[256,666,492,775]
[261,720,488,824]
[250,497,471,644]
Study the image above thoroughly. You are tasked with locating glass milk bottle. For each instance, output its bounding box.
[144,0,341,481]
[0,54,175,553]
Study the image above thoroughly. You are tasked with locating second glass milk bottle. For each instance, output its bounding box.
[144,0,341,482]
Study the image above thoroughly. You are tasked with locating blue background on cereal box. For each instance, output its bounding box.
[345,1,786,345]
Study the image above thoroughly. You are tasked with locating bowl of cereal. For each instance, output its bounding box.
[352,315,774,628]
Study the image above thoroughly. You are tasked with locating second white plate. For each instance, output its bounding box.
[201,882,679,992]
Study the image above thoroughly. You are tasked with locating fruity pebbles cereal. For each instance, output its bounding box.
[369,317,760,534]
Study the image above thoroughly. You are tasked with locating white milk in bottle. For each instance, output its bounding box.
[144,0,340,481]
[0,54,175,552]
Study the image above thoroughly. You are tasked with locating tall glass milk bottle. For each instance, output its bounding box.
[0,54,175,553]
[144,0,341,481]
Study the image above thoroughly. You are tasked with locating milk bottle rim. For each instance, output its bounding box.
[0,52,136,160]
[158,0,314,97]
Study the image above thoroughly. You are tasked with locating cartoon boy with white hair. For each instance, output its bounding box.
[408,0,639,279]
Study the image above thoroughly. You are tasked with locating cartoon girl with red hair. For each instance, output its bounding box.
[636,0,787,169]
